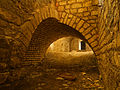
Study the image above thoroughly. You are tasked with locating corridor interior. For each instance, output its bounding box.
[0,0,120,89]
[0,37,104,90]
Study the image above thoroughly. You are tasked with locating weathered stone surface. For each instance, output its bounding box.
[0,63,7,71]
[97,0,120,88]
[0,72,9,84]
[8,68,27,82]
[10,57,21,68]
[71,3,82,8]
[70,9,77,14]
[24,18,86,62]
[47,37,72,52]
[85,34,92,39]
[59,73,76,81]
[91,11,98,16]
[68,0,76,4]
[59,1,66,5]
[76,20,85,30]
[78,8,87,13]
[58,6,64,12]
[83,1,92,7]
[0,0,119,89]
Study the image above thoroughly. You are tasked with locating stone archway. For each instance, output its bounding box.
[0,0,119,89]
[23,18,96,65]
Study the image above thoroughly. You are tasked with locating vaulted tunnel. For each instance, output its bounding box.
[0,0,120,89]
[23,18,93,64]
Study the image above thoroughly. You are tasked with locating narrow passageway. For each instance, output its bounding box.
[0,0,120,89]
[0,37,104,90]
[0,51,104,90]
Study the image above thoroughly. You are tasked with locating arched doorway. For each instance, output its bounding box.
[21,18,104,89]
[23,18,90,64]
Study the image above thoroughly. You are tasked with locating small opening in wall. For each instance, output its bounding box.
[81,41,86,50]
[79,40,91,51]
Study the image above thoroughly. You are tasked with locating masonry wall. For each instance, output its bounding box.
[0,0,113,85]
[0,0,99,74]
[97,0,120,89]
[70,38,79,51]
[47,37,72,52]
[86,43,92,51]
[24,18,87,65]
[57,0,99,53]
[47,37,92,52]
[0,0,58,84]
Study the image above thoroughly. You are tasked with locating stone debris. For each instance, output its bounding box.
[59,73,77,81]
[0,51,104,90]
[56,77,64,80]
[81,72,86,75]
[94,83,100,87]
[67,81,72,84]
[87,78,93,82]
[62,84,69,87]
[94,80,99,83]
[41,83,46,86]
[38,83,46,86]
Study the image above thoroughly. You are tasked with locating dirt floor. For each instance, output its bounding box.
[45,51,97,67]
[0,51,104,90]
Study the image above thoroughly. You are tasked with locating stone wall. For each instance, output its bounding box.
[47,37,92,52]
[97,0,120,89]
[71,38,79,51]
[47,37,72,52]
[86,43,92,51]
[0,0,58,84]
[56,0,99,53]
[0,0,99,71]
[21,0,100,66]
[23,18,87,65]
[1,0,120,89]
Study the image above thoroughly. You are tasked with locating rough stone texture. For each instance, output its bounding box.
[47,37,72,52]
[23,18,87,65]
[45,51,96,68]
[0,0,99,69]
[0,0,58,83]
[97,0,120,89]
[70,38,80,51]
[0,0,119,89]
[57,0,99,49]
[0,72,9,84]
[47,37,92,52]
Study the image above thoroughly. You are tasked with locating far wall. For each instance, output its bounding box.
[47,37,92,52]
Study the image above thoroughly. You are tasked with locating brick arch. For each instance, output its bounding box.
[0,0,120,89]
[20,0,99,58]
[21,12,99,61]
[0,0,99,63]
[59,12,99,54]
[23,18,96,65]
[0,0,99,67]
[0,0,100,84]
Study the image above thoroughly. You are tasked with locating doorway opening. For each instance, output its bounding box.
[16,18,103,90]
[36,36,104,89]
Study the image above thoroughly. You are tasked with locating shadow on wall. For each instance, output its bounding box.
[24,18,92,63]
[44,36,96,68]
[47,36,92,52]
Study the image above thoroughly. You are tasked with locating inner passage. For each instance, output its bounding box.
[38,36,104,89]
[45,36,96,67]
